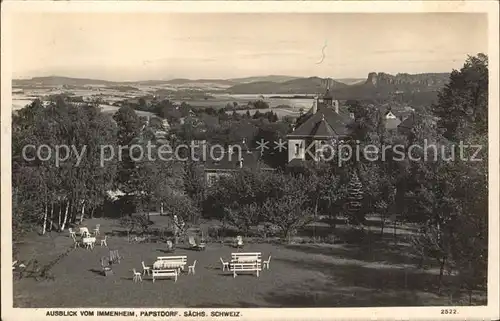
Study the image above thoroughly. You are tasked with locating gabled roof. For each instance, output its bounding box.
[311,118,337,138]
[288,107,351,138]
[398,114,415,130]
[385,111,397,119]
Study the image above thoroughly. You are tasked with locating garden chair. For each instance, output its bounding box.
[84,237,96,250]
[220,257,229,271]
[73,237,81,248]
[12,260,18,270]
[263,255,272,270]
[142,261,151,276]
[80,227,90,237]
[188,260,197,275]
[109,250,122,264]
[196,238,206,250]
[100,235,108,247]
[83,239,92,250]
[236,235,244,249]
[188,236,205,251]
[132,268,142,282]
[68,228,76,240]
[93,224,101,236]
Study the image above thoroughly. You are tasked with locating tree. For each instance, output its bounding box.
[183,161,205,210]
[161,191,201,243]
[119,214,154,238]
[113,106,142,146]
[345,172,364,225]
[224,203,262,237]
[154,99,181,123]
[346,102,380,142]
[12,98,117,235]
[432,53,488,141]
[261,174,314,242]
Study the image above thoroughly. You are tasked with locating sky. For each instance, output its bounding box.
[11,12,488,81]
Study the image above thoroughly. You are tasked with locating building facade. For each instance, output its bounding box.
[286,87,353,163]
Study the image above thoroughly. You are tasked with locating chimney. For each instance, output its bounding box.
[334,100,339,114]
[312,97,318,114]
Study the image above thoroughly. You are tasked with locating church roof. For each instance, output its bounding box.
[288,107,351,138]
[311,117,337,138]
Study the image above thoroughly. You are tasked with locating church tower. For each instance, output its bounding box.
[322,79,334,107]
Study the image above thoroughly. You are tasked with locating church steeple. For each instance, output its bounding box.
[322,78,334,107]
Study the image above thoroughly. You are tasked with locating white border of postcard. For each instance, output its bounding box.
[1,1,499,320]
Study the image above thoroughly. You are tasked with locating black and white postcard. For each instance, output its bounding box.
[1,1,499,320]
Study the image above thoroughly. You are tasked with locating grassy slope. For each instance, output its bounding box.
[12,217,483,308]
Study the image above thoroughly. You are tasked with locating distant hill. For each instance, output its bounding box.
[13,76,236,88]
[161,78,236,86]
[12,72,450,103]
[13,76,114,87]
[226,77,348,94]
[229,75,301,84]
[335,78,366,85]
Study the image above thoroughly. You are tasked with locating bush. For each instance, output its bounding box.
[207,225,223,239]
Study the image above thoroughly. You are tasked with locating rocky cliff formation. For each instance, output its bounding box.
[366,72,449,88]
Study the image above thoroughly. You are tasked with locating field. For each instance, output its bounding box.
[11,87,310,120]
[12,217,476,308]
[99,104,156,118]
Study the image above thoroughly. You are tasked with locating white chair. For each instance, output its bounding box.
[188,236,205,251]
[188,260,197,275]
[73,238,81,248]
[93,224,100,236]
[80,227,90,237]
[100,235,108,247]
[236,235,243,249]
[133,268,142,282]
[263,255,272,269]
[68,228,76,239]
[12,260,18,270]
[220,257,229,271]
[142,261,151,276]
[83,237,96,250]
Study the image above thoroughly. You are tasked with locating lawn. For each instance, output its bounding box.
[12,218,467,308]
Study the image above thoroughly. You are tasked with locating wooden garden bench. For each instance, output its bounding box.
[230,261,262,278]
[152,269,178,283]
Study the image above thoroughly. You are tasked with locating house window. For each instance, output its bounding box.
[294,142,302,157]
